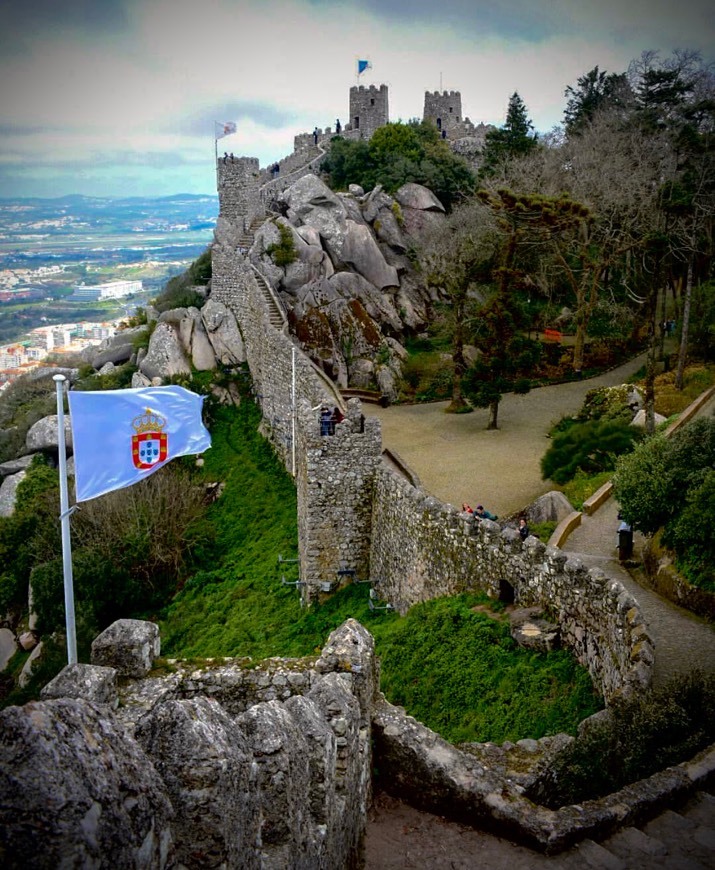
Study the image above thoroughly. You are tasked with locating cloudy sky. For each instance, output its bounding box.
[1,0,712,199]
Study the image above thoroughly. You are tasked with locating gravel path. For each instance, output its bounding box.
[363,366,715,867]
[367,354,649,517]
[367,358,715,687]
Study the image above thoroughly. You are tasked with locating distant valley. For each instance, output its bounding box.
[0,193,217,344]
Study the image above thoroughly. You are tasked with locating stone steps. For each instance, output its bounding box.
[560,791,715,869]
[341,387,384,405]
[253,271,286,330]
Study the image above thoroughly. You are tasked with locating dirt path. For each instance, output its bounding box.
[366,354,648,517]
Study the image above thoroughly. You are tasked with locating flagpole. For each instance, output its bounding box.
[214,124,219,189]
[291,346,296,477]
[53,374,77,665]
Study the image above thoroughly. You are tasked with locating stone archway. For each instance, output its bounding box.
[498,578,515,604]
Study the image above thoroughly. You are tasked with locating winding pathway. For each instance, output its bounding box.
[367,359,715,687]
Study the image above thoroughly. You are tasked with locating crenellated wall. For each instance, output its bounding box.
[2,619,377,869]
[212,113,654,698]
[369,465,653,701]
[211,239,381,602]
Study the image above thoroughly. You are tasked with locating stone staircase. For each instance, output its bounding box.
[341,387,384,405]
[559,790,715,869]
[366,789,715,868]
[252,269,287,332]
[235,216,288,333]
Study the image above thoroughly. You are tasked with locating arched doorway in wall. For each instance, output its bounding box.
[436,117,442,131]
[498,578,515,604]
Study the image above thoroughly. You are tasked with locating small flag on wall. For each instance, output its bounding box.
[68,385,211,502]
[215,121,237,139]
[357,59,372,75]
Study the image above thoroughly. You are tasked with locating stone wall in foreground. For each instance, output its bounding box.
[0,619,376,869]
[370,465,653,701]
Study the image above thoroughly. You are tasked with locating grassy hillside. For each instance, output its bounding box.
[159,396,601,744]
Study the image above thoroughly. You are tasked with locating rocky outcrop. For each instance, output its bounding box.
[0,454,36,477]
[0,470,26,517]
[139,322,192,381]
[394,182,446,212]
[239,173,450,395]
[526,491,575,525]
[25,415,73,452]
[0,627,16,671]
[83,326,147,369]
[200,298,247,365]
[0,698,174,867]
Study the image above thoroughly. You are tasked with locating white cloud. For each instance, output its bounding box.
[0,0,712,196]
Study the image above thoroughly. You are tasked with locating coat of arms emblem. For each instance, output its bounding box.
[131,407,168,470]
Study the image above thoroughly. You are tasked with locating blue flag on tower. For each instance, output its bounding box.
[357,59,372,75]
[68,386,211,502]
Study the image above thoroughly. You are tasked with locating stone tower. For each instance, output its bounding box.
[349,84,389,139]
[423,90,463,134]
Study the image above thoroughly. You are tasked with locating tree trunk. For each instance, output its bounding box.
[658,281,668,360]
[487,399,499,429]
[447,303,470,413]
[572,321,586,375]
[675,257,693,391]
[644,286,658,435]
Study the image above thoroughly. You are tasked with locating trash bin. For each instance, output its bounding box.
[618,526,633,561]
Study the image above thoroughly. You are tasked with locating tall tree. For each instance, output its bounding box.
[563,66,632,134]
[461,190,543,428]
[421,201,498,412]
[480,92,538,178]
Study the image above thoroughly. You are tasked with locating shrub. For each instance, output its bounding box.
[664,469,715,591]
[527,671,715,807]
[613,418,715,533]
[541,419,642,485]
[266,222,298,268]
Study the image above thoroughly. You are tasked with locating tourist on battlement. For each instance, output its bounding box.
[474,504,497,521]
[335,118,342,134]
[320,406,332,436]
[461,503,474,514]
[518,517,530,541]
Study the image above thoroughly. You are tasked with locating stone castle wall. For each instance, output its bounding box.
[211,241,381,601]
[349,84,389,139]
[369,465,653,701]
[423,89,463,130]
[216,156,263,232]
[211,79,653,691]
[1,619,376,869]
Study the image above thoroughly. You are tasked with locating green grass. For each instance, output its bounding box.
[159,398,602,744]
[561,470,613,511]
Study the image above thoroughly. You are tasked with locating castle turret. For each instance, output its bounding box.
[349,84,389,140]
[423,90,463,134]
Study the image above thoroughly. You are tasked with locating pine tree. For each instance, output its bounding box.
[480,92,537,177]
[563,66,632,134]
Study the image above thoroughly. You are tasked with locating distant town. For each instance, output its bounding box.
[0,316,128,390]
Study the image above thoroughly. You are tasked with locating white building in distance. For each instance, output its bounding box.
[72,279,142,301]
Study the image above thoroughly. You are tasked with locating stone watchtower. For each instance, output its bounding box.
[349,84,389,139]
[423,90,463,134]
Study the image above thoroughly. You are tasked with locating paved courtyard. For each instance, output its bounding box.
[366,354,649,517]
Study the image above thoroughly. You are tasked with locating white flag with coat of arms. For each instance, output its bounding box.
[215,121,237,139]
[68,385,211,502]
